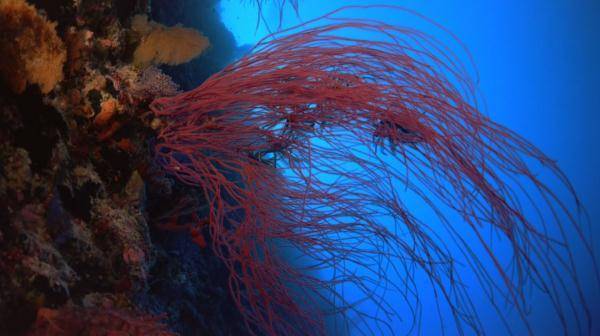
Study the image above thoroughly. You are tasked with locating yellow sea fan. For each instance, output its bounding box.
[132,15,209,67]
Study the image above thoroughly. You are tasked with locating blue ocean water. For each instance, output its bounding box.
[218,1,600,334]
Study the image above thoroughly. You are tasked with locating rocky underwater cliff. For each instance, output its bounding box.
[0,0,246,334]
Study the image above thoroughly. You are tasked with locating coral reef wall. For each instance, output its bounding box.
[0,0,248,335]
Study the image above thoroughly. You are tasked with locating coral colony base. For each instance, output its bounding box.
[0,1,597,335]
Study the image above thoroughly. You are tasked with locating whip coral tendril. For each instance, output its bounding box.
[150,5,599,336]
[253,0,299,30]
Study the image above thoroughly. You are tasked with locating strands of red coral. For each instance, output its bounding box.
[150,6,597,336]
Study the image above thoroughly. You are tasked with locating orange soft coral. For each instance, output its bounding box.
[0,0,66,94]
[131,15,209,67]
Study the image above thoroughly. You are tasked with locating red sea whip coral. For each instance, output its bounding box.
[150,6,598,336]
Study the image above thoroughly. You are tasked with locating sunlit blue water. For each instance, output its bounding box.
[218,1,600,334]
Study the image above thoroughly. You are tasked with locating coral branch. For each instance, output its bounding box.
[254,0,299,29]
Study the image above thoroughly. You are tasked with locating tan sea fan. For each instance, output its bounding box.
[132,15,210,67]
